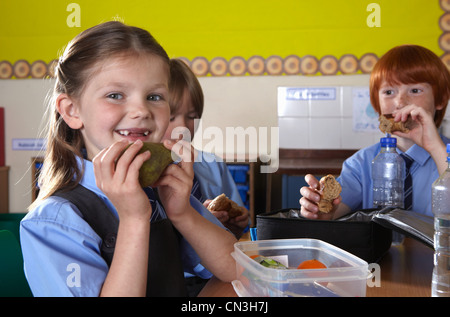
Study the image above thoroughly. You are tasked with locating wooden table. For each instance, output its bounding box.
[367,238,433,297]
[198,238,434,297]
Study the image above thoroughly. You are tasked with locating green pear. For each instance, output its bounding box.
[138,142,174,187]
[119,142,174,187]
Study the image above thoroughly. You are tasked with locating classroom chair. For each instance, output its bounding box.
[0,229,32,296]
[0,213,27,243]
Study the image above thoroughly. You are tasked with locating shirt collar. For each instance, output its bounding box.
[76,155,107,198]
[402,144,429,167]
[75,155,120,218]
[400,134,450,167]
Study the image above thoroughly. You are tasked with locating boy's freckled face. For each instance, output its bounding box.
[74,54,170,160]
[378,81,437,115]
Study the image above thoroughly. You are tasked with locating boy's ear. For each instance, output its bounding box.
[436,102,445,111]
[56,94,83,129]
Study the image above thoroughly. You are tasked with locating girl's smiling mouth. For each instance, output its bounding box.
[115,128,151,141]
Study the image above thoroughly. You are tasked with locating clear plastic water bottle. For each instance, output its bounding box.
[372,137,405,208]
[372,137,405,244]
[431,143,450,297]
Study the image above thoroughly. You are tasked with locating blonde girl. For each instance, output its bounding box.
[21,21,236,297]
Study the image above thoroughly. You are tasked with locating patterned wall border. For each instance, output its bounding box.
[1,0,450,79]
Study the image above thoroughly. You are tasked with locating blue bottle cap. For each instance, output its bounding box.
[380,137,396,147]
[447,144,450,162]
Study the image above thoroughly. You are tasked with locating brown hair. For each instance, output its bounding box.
[169,58,204,117]
[370,45,450,127]
[29,21,169,211]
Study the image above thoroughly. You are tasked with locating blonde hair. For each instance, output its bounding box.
[29,21,169,211]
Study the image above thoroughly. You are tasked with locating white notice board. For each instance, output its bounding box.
[352,87,379,132]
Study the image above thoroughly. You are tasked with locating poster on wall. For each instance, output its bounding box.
[12,138,46,151]
[352,87,379,132]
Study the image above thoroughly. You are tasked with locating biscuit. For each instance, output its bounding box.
[318,175,341,213]
[318,200,333,213]
[207,194,232,212]
[228,200,246,218]
[379,114,412,134]
[207,193,245,218]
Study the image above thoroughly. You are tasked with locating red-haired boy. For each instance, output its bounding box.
[300,45,450,219]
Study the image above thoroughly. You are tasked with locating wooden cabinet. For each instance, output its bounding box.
[0,166,10,213]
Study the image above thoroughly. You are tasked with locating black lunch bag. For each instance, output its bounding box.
[256,207,433,263]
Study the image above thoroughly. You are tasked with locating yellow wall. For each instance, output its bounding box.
[0,0,447,77]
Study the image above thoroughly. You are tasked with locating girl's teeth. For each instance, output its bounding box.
[118,130,149,136]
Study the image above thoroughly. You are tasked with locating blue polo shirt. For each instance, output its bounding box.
[193,151,244,206]
[20,157,226,296]
[338,134,450,216]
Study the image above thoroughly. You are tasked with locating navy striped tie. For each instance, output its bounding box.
[401,153,413,210]
[191,175,204,203]
[144,176,204,221]
[143,187,166,222]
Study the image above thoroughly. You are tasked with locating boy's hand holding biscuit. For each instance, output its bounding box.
[317,174,342,213]
[300,174,344,219]
[207,193,246,218]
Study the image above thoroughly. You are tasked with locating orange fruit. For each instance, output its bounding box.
[297,259,327,270]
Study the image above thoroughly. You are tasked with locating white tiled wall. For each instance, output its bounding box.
[278,86,385,149]
[441,111,450,138]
